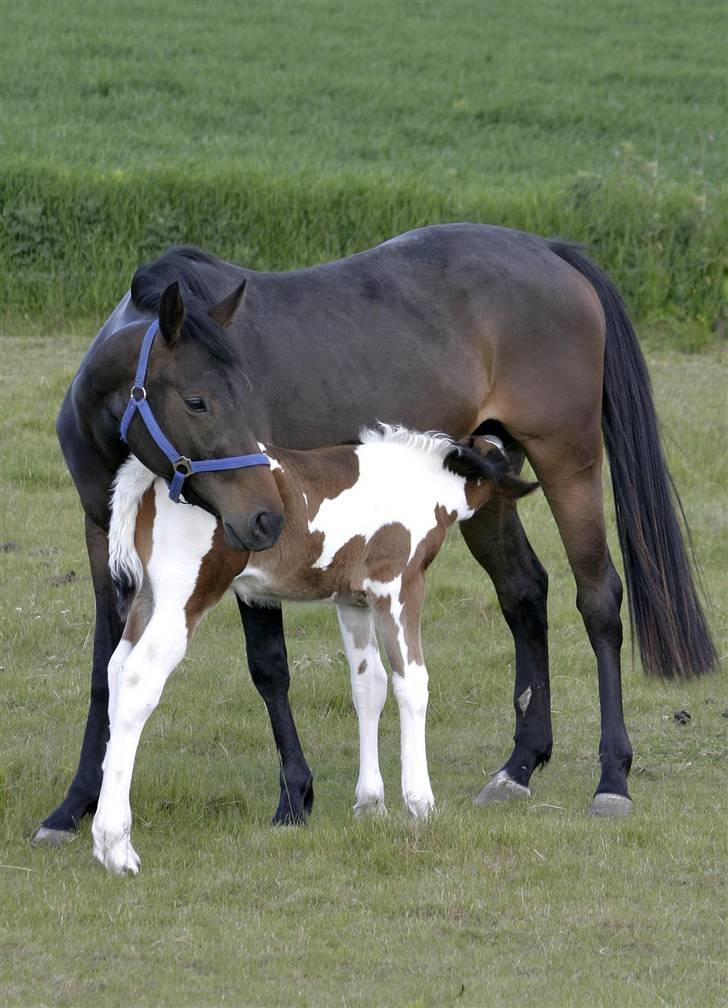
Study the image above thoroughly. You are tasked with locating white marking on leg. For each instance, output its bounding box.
[337,604,387,816]
[518,686,532,716]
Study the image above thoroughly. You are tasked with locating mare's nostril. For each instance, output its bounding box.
[254,509,275,538]
[248,509,284,550]
[223,511,284,552]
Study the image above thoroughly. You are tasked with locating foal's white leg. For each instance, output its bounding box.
[94,480,217,874]
[370,578,434,819]
[92,609,188,874]
[336,604,388,817]
[391,661,433,819]
[107,638,133,727]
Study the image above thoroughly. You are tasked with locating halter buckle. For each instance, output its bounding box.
[173,456,193,477]
[131,384,146,402]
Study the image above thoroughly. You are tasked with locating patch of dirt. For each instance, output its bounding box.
[1,541,22,553]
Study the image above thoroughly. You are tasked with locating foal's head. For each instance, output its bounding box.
[122,278,284,552]
[444,434,539,510]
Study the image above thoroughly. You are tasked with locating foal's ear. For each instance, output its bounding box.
[495,474,540,501]
[466,435,507,458]
[159,281,185,346]
[208,279,247,328]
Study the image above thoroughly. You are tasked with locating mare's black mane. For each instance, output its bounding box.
[131,246,240,367]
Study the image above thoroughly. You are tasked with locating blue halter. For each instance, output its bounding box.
[120,319,270,502]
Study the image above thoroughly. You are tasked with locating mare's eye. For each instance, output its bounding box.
[184,396,208,413]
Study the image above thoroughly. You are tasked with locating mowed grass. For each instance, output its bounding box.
[2,0,727,326]
[1,329,726,1007]
[3,0,724,186]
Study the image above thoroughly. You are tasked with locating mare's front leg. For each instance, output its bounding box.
[33,515,123,845]
[460,496,551,805]
[336,605,388,816]
[236,599,314,824]
[370,577,434,819]
[92,609,187,874]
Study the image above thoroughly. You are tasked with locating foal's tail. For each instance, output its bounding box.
[108,457,156,620]
[549,242,717,679]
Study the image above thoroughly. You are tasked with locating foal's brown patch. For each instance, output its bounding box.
[185,524,249,630]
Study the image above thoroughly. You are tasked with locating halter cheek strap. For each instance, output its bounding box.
[120,319,269,502]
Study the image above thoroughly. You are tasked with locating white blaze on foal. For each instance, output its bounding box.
[93,426,536,873]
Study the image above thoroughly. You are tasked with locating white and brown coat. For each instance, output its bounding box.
[93,427,536,874]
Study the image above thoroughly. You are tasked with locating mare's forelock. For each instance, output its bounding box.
[130,247,240,367]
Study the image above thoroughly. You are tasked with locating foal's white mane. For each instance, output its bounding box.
[358,424,455,460]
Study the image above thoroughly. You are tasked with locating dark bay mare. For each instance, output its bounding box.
[34,223,716,845]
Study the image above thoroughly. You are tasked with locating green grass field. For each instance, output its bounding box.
[2,1,727,1005]
[2,0,726,327]
[1,330,726,1007]
[3,0,725,184]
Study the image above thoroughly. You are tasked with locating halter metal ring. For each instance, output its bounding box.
[131,384,147,402]
[173,456,193,477]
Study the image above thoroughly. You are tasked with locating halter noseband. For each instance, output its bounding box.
[120,319,269,502]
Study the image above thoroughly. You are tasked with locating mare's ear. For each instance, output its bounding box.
[208,279,247,328]
[159,281,185,346]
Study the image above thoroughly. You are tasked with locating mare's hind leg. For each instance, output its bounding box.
[528,438,633,816]
[336,604,388,816]
[33,516,122,845]
[460,496,551,804]
[236,600,314,825]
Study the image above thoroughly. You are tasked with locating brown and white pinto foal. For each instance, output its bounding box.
[94,426,536,874]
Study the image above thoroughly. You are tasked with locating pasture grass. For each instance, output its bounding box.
[2,0,727,329]
[1,329,726,1007]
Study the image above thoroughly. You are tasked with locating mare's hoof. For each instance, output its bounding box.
[474,770,531,806]
[272,778,314,825]
[31,826,77,848]
[272,808,308,827]
[589,793,633,817]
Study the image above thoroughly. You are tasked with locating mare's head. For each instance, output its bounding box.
[122,268,283,551]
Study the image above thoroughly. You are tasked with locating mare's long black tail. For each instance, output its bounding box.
[549,242,717,679]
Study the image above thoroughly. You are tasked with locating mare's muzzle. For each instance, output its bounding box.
[224,509,284,552]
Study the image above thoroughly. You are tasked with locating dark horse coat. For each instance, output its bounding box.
[34,223,715,844]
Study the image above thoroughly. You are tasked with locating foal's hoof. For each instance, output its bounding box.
[353,799,387,819]
[31,826,77,848]
[474,770,531,806]
[589,793,633,817]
